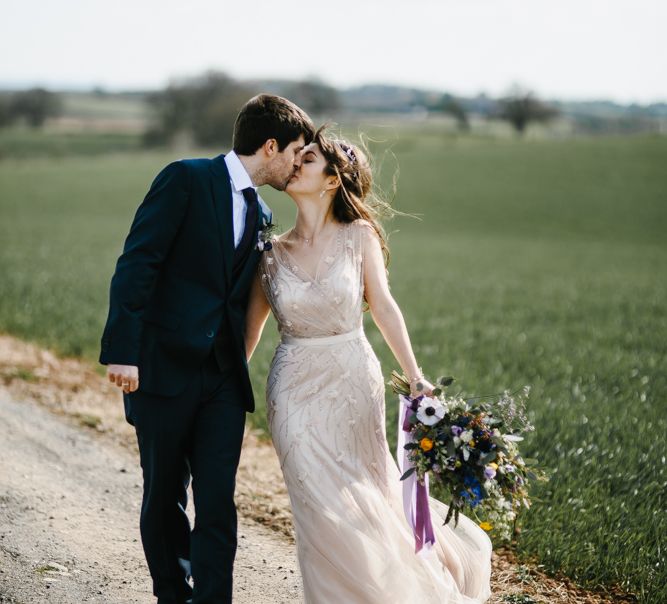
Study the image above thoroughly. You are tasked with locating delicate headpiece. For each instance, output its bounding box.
[334,139,358,180]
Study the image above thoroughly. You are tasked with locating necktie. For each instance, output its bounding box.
[233,187,258,270]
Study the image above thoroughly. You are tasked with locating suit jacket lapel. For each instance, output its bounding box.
[210,154,235,288]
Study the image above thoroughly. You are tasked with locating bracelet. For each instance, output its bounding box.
[408,373,424,384]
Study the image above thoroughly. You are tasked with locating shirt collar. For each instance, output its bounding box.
[224,150,256,193]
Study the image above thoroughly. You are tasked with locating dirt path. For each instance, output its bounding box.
[0,334,636,603]
[0,388,301,603]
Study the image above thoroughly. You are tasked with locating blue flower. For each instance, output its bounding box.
[463,473,479,487]
[460,483,483,507]
[460,474,483,507]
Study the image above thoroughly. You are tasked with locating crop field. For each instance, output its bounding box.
[0,132,665,601]
[0,127,142,159]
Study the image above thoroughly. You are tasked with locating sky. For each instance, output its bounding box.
[2,0,666,104]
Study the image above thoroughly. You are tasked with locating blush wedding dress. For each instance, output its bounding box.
[258,220,492,603]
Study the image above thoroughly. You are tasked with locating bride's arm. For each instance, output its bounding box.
[245,271,272,361]
[361,224,434,396]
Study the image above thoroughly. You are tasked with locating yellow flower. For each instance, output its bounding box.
[455,460,462,468]
[420,437,434,452]
[469,439,475,447]
[479,521,493,531]
[489,462,498,470]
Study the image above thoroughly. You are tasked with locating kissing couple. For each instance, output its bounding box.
[100,94,492,603]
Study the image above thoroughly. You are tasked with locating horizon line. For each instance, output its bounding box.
[0,78,665,107]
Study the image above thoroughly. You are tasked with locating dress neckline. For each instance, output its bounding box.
[275,222,346,283]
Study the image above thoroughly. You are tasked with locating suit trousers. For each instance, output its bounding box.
[124,345,247,604]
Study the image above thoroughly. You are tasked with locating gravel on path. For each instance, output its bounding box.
[0,388,301,604]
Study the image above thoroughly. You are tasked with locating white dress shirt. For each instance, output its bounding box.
[224,151,261,248]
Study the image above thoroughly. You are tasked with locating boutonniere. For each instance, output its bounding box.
[256,221,278,252]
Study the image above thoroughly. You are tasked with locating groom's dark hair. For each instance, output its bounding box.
[233,94,315,156]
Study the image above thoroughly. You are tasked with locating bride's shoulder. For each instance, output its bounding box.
[348,218,380,242]
[348,218,376,235]
[346,220,382,261]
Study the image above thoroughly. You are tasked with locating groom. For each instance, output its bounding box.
[99,94,314,603]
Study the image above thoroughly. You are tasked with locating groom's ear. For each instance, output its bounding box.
[261,138,279,158]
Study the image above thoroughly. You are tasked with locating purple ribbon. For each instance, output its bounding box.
[415,480,436,552]
[397,395,436,554]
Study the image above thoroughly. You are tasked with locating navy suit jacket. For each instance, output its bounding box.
[99,153,271,411]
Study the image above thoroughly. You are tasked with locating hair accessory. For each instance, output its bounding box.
[334,139,359,181]
[335,140,357,164]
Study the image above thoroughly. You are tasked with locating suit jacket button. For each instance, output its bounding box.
[206,330,215,338]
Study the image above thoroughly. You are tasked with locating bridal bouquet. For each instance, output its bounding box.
[390,372,547,550]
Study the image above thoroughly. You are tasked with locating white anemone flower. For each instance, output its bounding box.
[460,429,474,444]
[416,397,446,426]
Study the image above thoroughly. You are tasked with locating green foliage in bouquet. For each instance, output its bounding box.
[391,371,549,541]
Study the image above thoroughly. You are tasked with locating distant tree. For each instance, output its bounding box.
[0,95,12,128]
[434,93,469,130]
[190,73,256,146]
[497,88,558,134]
[281,79,341,115]
[144,83,196,145]
[9,88,63,128]
[144,71,256,147]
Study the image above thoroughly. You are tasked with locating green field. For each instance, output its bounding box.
[1,133,665,602]
[0,127,142,159]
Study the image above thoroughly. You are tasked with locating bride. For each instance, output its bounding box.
[245,127,492,603]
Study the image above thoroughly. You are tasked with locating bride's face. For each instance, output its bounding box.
[286,143,334,197]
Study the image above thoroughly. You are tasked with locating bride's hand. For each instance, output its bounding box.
[410,377,435,398]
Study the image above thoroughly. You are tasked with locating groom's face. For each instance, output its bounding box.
[265,135,306,191]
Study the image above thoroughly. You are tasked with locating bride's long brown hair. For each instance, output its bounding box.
[314,125,395,266]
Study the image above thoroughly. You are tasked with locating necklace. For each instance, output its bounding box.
[291,228,316,245]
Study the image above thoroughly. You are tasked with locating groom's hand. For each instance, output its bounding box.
[107,364,139,394]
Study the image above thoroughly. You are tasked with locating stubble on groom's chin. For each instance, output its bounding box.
[274,173,295,192]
